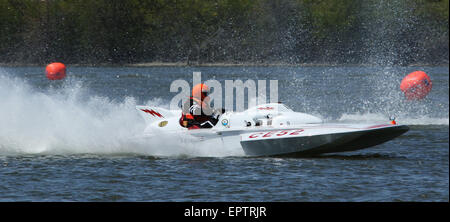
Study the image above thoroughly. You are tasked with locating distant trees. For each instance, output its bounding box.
[0,0,448,65]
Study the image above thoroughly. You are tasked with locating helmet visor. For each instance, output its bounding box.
[201,88,210,97]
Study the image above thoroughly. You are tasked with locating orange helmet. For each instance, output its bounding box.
[192,83,210,100]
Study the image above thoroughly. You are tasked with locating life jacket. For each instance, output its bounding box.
[179,97,212,129]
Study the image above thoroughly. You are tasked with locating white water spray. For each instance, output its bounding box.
[0,71,245,157]
[0,74,144,155]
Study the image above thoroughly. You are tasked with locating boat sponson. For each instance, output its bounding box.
[240,125,409,157]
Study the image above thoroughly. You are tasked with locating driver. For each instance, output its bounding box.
[179,83,223,129]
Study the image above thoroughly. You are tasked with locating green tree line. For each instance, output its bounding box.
[0,0,448,65]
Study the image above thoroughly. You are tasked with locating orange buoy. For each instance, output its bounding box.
[400,71,432,100]
[45,62,66,80]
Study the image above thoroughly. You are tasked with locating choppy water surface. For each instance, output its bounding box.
[0,66,448,201]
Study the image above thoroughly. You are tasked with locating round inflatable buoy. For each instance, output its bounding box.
[400,71,432,100]
[45,62,66,80]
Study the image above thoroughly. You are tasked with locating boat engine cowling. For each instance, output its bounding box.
[271,113,323,126]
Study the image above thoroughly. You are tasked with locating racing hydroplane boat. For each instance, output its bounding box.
[135,103,409,157]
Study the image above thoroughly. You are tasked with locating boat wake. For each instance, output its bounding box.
[0,72,246,157]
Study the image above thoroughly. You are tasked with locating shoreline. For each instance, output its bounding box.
[1,62,448,68]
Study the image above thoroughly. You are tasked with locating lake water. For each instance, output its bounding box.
[0,65,448,201]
